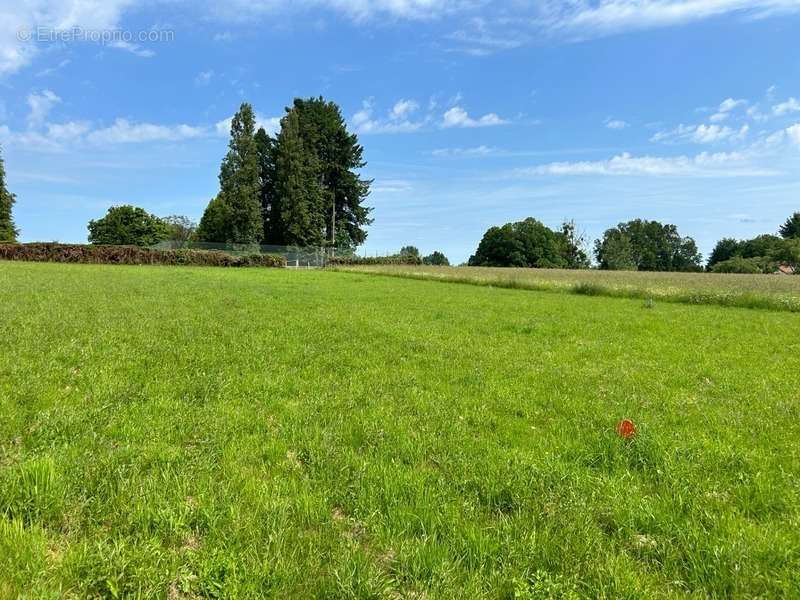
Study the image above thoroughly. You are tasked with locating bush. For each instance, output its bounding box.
[327,254,423,266]
[0,244,286,268]
[710,256,773,274]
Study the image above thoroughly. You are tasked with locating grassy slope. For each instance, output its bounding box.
[332,266,800,312]
[1,262,799,599]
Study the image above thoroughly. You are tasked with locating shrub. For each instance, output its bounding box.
[327,254,423,266]
[711,256,773,274]
[0,244,285,268]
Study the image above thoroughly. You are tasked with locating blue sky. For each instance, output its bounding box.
[2,1,800,263]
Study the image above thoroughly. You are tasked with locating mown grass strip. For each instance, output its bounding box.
[331,266,800,312]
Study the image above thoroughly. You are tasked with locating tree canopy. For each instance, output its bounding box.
[468,218,588,269]
[780,212,800,239]
[0,147,18,243]
[290,97,373,249]
[163,215,197,247]
[87,205,169,246]
[198,98,372,249]
[423,251,450,266]
[595,219,702,272]
[223,104,263,243]
[708,230,800,273]
[273,109,326,246]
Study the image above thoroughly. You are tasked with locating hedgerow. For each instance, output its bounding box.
[0,243,286,268]
[326,255,423,266]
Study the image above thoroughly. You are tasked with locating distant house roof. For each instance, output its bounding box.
[775,263,796,275]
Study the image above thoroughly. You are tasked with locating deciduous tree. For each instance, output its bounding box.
[163,215,197,247]
[469,218,584,268]
[595,219,702,272]
[196,196,231,243]
[87,205,169,246]
[423,251,450,266]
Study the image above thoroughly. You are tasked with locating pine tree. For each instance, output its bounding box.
[255,128,282,244]
[0,147,19,243]
[291,98,373,249]
[273,110,325,247]
[218,103,263,244]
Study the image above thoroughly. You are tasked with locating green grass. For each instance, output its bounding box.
[1,261,799,598]
[332,265,800,312]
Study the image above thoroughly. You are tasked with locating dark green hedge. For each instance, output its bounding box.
[0,244,286,268]
[327,255,423,266]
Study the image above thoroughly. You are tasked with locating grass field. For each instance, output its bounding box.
[332,265,800,313]
[1,262,799,598]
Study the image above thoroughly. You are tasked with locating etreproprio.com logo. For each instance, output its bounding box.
[17,27,175,44]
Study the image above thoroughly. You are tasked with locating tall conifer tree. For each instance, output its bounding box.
[0,146,18,243]
[273,110,325,246]
[290,98,372,249]
[255,127,282,244]
[217,103,263,244]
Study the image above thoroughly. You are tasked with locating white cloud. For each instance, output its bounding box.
[86,119,205,144]
[442,106,508,128]
[351,99,424,134]
[211,0,469,23]
[107,39,155,58]
[5,1,800,77]
[390,99,419,121]
[372,179,413,193]
[651,122,749,144]
[36,58,71,77]
[766,84,778,100]
[605,118,628,129]
[446,22,529,56]
[195,70,214,86]
[718,97,745,113]
[46,120,92,140]
[709,97,746,122]
[1,0,136,74]
[525,151,774,177]
[431,145,497,157]
[538,0,800,39]
[746,107,767,121]
[215,113,281,136]
[26,90,61,128]
[772,97,800,116]
[787,124,800,146]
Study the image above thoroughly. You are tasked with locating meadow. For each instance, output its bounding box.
[331,265,800,313]
[1,262,799,599]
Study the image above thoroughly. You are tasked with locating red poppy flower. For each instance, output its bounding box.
[617,419,636,439]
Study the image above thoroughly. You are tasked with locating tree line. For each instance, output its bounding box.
[467,215,799,273]
[1,128,798,274]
